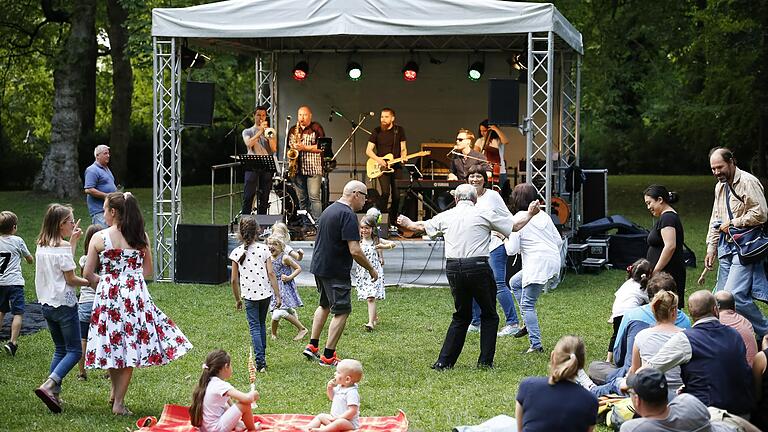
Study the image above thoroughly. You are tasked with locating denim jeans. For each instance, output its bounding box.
[293,174,323,221]
[510,271,545,349]
[716,253,768,337]
[244,298,271,368]
[438,258,498,367]
[42,304,82,385]
[91,212,107,228]
[471,245,518,327]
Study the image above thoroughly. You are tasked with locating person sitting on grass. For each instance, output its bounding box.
[607,258,652,363]
[190,349,259,432]
[0,210,34,357]
[304,358,363,432]
[515,335,598,432]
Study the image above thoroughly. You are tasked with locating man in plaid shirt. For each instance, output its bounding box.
[289,106,326,223]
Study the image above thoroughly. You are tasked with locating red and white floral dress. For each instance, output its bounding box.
[85,231,192,369]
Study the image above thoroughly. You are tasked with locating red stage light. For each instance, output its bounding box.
[402,60,419,81]
[293,61,309,81]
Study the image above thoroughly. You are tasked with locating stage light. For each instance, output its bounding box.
[346,62,362,80]
[468,61,484,81]
[292,60,309,81]
[402,60,419,81]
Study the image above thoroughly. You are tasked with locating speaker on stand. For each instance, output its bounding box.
[175,224,229,284]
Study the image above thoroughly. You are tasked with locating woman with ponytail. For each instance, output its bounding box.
[644,184,686,308]
[515,335,598,431]
[189,349,258,432]
[83,192,192,415]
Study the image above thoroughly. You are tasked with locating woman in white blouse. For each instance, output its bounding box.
[506,184,562,353]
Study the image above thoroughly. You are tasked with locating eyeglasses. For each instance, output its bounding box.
[355,190,368,197]
[456,137,469,142]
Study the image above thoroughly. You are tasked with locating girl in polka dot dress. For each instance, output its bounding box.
[229,216,281,371]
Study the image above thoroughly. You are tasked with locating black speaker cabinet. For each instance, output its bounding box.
[582,169,608,224]
[488,79,520,126]
[183,81,215,126]
[175,224,228,284]
[254,214,283,230]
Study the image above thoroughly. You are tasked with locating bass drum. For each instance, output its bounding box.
[268,179,301,225]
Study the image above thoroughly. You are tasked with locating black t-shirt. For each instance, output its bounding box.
[368,125,407,158]
[516,377,598,432]
[310,201,361,279]
[647,210,686,284]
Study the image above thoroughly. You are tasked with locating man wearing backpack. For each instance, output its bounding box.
[705,147,768,339]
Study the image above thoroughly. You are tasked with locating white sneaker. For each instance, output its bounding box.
[497,324,520,337]
[466,324,480,333]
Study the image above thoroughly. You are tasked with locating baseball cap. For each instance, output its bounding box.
[626,368,668,403]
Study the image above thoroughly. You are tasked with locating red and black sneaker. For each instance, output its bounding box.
[318,352,340,367]
[302,344,320,361]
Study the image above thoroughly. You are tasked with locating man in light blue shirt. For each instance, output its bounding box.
[83,144,116,226]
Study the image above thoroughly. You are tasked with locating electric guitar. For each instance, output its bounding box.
[366,151,431,179]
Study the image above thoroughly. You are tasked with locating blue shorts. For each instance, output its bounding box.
[78,301,93,339]
[0,285,25,315]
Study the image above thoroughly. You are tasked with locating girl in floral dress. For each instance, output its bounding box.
[266,236,308,341]
[83,192,192,415]
[351,209,395,331]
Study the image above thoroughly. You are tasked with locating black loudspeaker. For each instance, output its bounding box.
[582,169,608,224]
[183,81,215,126]
[175,224,228,284]
[254,214,283,230]
[488,79,520,126]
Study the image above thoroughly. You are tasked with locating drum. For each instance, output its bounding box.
[269,178,300,224]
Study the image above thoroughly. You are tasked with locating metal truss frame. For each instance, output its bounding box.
[152,37,182,282]
[153,34,581,280]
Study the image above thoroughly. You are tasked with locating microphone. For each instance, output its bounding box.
[286,115,292,120]
[365,111,375,116]
[329,111,333,122]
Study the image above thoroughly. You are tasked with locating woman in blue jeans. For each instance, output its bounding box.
[507,184,562,353]
[466,166,520,336]
[33,204,91,413]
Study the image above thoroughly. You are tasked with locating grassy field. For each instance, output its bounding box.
[0,176,764,431]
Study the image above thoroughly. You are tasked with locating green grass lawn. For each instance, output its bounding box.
[0,176,764,431]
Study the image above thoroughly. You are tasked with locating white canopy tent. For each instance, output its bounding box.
[151,0,583,281]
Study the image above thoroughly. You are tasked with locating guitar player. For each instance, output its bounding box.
[366,108,408,225]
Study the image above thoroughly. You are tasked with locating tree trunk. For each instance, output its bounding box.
[34,0,96,198]
[80,21,97,136]
[106,0,132,184]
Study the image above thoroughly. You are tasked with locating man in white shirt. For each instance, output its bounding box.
[397,184,538,369]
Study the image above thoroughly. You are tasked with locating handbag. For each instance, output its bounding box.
[724,183,768,264]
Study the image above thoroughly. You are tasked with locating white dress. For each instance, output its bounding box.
[352,239,385,300]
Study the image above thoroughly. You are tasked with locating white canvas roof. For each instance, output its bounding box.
[152,0,583,54]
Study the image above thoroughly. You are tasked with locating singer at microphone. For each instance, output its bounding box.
[365,107,409,227]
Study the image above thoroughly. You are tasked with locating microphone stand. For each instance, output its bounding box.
[332,110,373,180]
[282,117,292,224]
[226,115,250,157]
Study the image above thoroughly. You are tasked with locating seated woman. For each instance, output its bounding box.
[515,335,598,432]
[628,290,684,399]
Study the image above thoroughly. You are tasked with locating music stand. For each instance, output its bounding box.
[397,164,440,218]
[237,154,277,173]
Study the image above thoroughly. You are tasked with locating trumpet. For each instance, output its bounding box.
[264,127,276,139]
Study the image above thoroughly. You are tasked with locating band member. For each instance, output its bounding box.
[241,106,277,215]
[448,129,491,181]
[288,106,326,223]
[366,108,407,221]
[475,120,509,185]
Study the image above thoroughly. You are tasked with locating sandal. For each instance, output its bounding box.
[364,323,374,332]
[77,373,87,381]
[34,386,62,414]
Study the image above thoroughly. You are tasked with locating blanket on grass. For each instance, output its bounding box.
[135,404,408,432]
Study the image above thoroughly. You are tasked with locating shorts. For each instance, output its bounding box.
[204,404,245,432]
[0,285,24,315]
[315,276,352,315]
[78,301,93,339]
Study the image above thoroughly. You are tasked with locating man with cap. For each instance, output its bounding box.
[621,368,736,431]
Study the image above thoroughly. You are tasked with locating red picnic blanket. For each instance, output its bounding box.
[135,404,409,432]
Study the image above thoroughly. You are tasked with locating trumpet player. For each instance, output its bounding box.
[288,105,326,224]
[241,106,277,215]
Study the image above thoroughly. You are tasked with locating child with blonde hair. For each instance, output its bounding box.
[76,224,102,380]
[269,221,304,261]
[189,349,259,432]
[266,236,308,340]
[33,204,91,413]
[230,216,280,372]
[351,208,395,331]
[305,358,363,432]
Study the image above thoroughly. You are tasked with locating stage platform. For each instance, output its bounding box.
[291,238,449,287]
